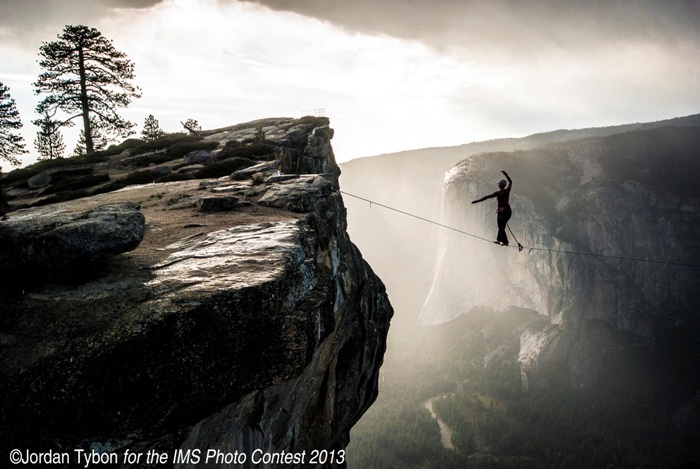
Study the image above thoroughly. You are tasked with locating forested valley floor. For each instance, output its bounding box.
[346,308,699,468]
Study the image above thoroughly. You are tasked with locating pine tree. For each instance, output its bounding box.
[34,24,141,155]
[142,114,166,141]
[72,121,109,157]
[181,118,201,135]
[0,82,27,166]
[33,113,66,160]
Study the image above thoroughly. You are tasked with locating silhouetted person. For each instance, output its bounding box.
[471,170,512,245]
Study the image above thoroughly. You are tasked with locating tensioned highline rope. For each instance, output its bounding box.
[339,190,700,269]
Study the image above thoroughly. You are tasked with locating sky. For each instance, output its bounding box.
[1,0,700,167]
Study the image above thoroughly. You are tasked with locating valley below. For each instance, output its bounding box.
[347,308,698,468]
[343,115,700,468]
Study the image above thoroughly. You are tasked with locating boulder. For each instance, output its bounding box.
[149,165,172,176]
[27,171,52,190]
[183,150,214,165]
[259,175,333,213]
[230,161,277,180]
[196,195,239,212]
[0,202,145,279]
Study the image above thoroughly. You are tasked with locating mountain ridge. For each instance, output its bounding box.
[340,112,700,327]
[346,112,700,165]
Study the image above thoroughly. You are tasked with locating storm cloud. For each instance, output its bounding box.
[1,0,699,166]
[0,0,163,44]
[237,0,700,59]
[0,0,162,25]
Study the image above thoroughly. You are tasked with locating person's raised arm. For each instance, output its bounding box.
[502,170,512,191]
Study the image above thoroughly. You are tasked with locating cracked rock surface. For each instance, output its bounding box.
[0,174,392,466]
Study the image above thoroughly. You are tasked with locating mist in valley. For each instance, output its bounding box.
[339,119,700,468]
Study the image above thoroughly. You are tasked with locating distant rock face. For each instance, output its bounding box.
[0,202,145,279]
[422,126,700,394]
[0,173,392,465]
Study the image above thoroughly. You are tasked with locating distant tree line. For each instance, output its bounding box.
[347,308,698,468]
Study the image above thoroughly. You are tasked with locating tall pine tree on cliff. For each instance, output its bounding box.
[34,24,141,155]
[0,82,26,167]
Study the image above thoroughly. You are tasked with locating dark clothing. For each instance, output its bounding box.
[472,172,513,244]
[496,188,510,209]
[492,186,512,244]
[496,205,511,245]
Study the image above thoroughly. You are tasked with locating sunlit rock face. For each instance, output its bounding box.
[422,126,700,393]
[0,172,392,464]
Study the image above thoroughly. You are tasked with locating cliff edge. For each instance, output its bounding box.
[0,119,392,467]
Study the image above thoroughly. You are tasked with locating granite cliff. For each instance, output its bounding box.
[421,125,700,408]
[340,113,700,328]
[337,116,700,466]
[0,117,392,467]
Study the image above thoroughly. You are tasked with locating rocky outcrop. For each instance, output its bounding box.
[421,126,700,398]
[0,159,391,466]
[277,124,340,187]
[1,116,340,212]
[202,116,341,187]
[258,175,334,212]
[0,202,145,279]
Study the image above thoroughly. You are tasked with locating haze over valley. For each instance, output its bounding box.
[342,115,700,467]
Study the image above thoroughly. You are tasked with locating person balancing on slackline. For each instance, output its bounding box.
[471,170,513,246]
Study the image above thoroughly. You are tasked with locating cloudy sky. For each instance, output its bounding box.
[1,0,699,167]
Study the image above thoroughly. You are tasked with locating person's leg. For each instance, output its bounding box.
[497,213,509,245]
[496,207,511,245]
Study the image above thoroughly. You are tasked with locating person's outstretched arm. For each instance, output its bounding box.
[472,192,498,204]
